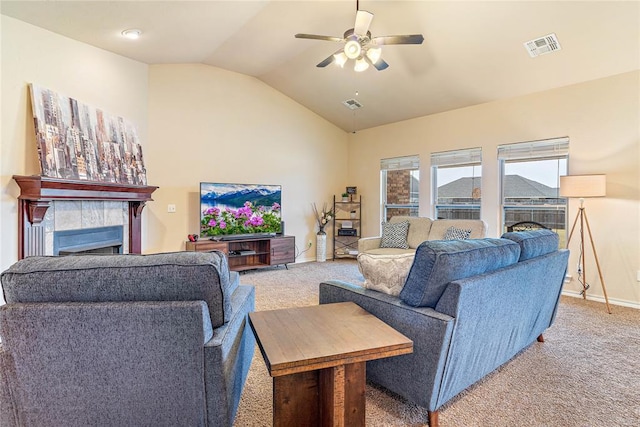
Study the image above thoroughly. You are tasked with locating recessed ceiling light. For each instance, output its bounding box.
[121,29,142,40]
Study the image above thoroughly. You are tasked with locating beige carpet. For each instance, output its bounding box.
[233,259,640,427]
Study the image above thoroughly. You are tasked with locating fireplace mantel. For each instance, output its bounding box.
[13,175,159,259]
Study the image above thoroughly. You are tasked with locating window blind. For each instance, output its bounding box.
[497,137,569,161]
[430,147,482,167]
[380,155,419,171]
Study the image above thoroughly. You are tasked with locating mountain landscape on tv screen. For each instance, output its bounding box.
[201,184,281,210]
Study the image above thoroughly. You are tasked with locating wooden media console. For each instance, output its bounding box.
[186,235,295,272]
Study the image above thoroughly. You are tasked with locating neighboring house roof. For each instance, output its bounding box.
[439,175,559,199]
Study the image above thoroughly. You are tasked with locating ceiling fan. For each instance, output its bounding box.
[295,0,424,72]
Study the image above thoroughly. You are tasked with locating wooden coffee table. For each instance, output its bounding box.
[248,301,413,427]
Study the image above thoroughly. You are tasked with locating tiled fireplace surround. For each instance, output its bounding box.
[13,175,158,259]
[44,200,129,255]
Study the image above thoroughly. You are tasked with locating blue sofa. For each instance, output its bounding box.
[0,251,255,427]
[319,230,568,426]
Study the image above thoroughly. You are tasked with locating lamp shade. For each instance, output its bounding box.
[560,175,606,198]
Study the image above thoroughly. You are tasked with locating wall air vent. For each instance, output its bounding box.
[524,33,561,58]
[342,99,363,110]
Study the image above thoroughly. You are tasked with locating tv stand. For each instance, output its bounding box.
[186,235,295,272]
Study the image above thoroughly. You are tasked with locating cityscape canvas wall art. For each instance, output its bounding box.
[29,84,147,185]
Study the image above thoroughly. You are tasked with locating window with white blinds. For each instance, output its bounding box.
[380,155,420,222]
[499,137,569,246]
[431,148,482,220]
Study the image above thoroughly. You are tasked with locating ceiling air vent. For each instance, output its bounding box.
[524,33,561,58]
[342,99,363,110]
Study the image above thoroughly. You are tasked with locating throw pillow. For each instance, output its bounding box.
[380,220,410,249]
[443,226,472,240]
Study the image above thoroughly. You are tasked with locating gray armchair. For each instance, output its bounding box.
[0,251,255,427]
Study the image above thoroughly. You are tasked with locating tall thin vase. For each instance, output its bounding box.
[316,232,327,262]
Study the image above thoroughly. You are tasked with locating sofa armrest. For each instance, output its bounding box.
[319,280,455,409]
[358,237,382,253]
[204,284,255,427]
[432,250,569,409]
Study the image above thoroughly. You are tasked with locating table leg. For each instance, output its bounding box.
[272,362,366,427]
[320,362,366,427]
[273,370,319,427]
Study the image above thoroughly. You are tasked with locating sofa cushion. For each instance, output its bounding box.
[399,239,521,307]
[443,226,472,240]
[0,251,233,328]
[357,252,415,296]
[501,229,559,261]
[428,219,487,240]
[380,221,410,249]
[390,216,433,249]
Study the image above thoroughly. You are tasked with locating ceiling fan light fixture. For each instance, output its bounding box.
[365,46,382,64]
[354,57,369,72]
[344,39,362,59]
[334,52,348,67]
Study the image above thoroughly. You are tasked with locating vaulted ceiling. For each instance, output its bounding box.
[2,1,638,132]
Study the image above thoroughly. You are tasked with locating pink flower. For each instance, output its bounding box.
[208,219,217,227]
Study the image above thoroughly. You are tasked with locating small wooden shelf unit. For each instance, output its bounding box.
[333,195,361,260]
[186,235,295,272]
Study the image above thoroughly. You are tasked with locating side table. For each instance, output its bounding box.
[248,302,413,426]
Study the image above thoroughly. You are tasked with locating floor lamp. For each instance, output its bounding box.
[560,175,611,314]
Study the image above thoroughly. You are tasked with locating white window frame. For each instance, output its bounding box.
[380,155,420,222]
[431,148,482,220]
[498,137,569,233]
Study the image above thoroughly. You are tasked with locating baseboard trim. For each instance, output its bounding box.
[561,290,640,310]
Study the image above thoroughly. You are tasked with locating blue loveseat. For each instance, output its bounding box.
[319,229,568,426]
[0,251,255,427]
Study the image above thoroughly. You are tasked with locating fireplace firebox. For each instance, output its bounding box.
[54,226,124,256]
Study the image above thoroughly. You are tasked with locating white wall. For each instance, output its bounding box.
[348,71,640,307]
[145,64,348,259]
[0,16,149,304]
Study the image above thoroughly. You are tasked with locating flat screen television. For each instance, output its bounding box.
[200,182,282,240]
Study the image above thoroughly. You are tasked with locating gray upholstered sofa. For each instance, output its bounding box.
[0,251,255,427]
[320,230,568,426]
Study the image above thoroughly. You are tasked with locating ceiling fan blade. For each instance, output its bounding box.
[364,54,389,71]
[316,57,334,68]
[372,34,424,45]
[354,10,373,36]
[371,57,389,71]
[295,34,343,42]
[316,51,339,68]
